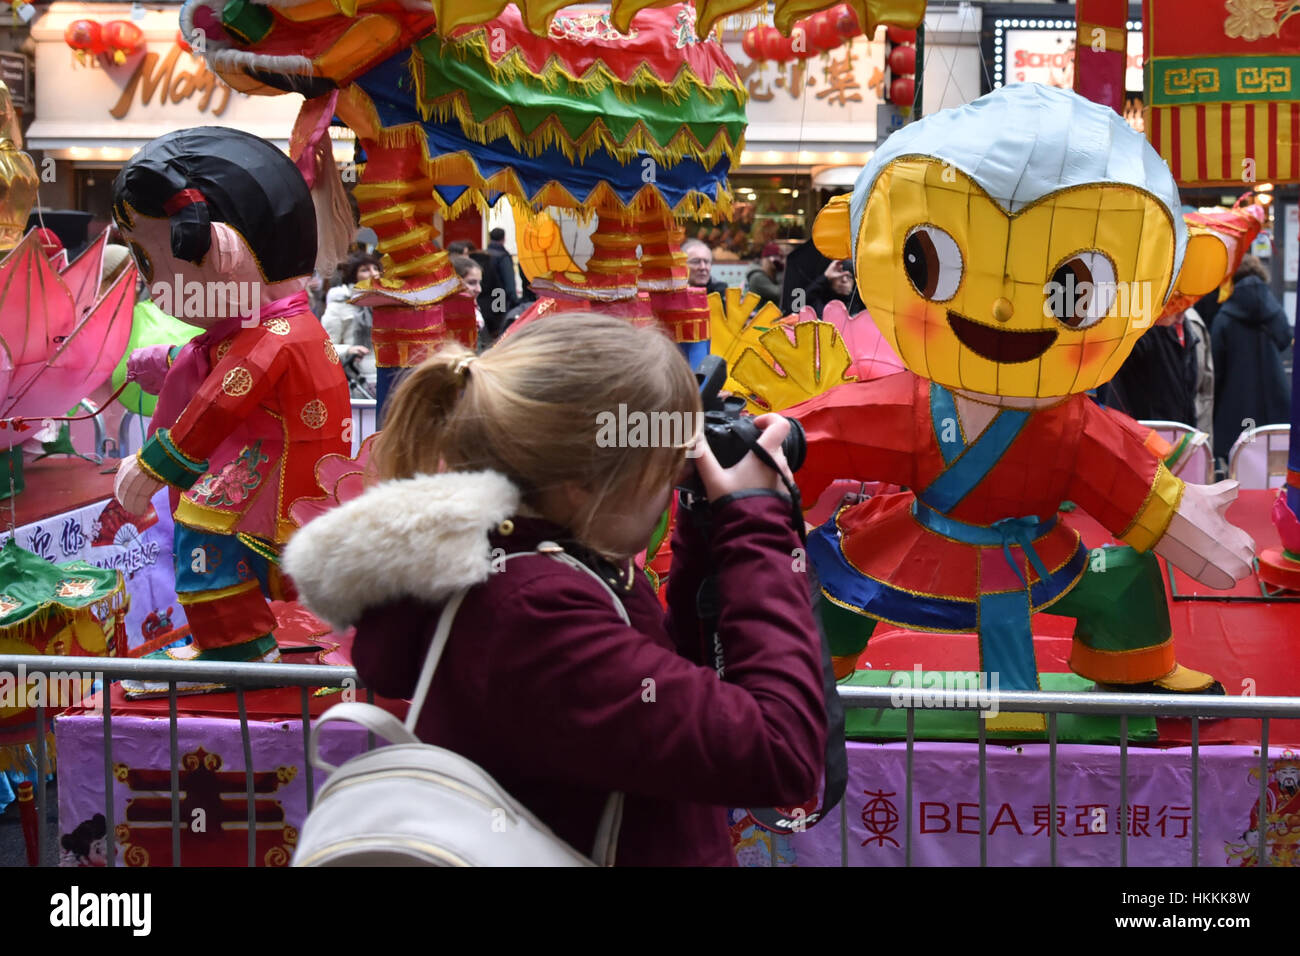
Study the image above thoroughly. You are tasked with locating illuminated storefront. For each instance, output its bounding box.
[25,3,348,224]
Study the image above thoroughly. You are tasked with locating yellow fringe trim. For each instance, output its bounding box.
[0,576,127,642]
[0,731,57,774]
[411,81,745,169]
[437,29,749,107]
[426,0,920,43]
[340,87,735,221]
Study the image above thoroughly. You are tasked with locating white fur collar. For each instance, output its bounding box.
[283,470,521,631]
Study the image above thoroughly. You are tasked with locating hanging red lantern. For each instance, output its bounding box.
[102,20,144,65]
[886,26,917,44]
[790,24,817,59]
[890,75,915,108]
[888,43,916,75]
[761,26,795,63]
[835,4,861,37]
[64,19,104,55]
[807,12,842,52]
[742,27,763,60]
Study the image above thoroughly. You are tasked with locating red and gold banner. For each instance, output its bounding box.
[1074,0,1128,114]
[1144,0,1300,186]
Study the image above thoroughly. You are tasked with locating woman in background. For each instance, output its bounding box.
[450,253,487,349]
[1211,256,1293,470]
[321,252,381,397]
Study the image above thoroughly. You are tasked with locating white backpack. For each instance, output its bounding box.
[292,545,627,867]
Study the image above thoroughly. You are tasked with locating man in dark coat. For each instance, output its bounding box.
[477,228,520,337]
[1211,257,1294,466]
[1099,309,1204,427]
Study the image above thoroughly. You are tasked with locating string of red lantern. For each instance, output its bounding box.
[884,25,916,108]
[742,2,862,63]
[64,18,144,65]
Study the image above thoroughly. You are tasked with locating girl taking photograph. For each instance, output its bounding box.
[286,314,826,866]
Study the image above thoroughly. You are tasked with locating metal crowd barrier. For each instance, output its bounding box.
[3,654,1299,867]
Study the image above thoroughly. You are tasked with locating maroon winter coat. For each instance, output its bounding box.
[342,488,826,866]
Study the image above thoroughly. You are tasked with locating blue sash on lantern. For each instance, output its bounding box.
[914,383,1049,690]
[810,384,1086,688]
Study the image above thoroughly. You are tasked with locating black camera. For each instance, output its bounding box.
[682,356,805,492]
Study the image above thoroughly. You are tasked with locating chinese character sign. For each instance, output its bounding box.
[740,742,1293,866]
[724,32,885,142]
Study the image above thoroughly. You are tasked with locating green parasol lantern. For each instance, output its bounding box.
[0,537,126,773]
[111,300,203,417]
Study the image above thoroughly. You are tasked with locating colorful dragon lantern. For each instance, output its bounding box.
[179,0,923,404]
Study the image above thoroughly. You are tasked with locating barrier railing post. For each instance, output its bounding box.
[169,683,181,867]
[34,700,46,865]
[1119,714,1128,867]
[301,686,315,813]
[1258,718,1270,866]
[102,684,115,867]
[1191,716,1199,867]
[237,688,256,868]
[977,715,987,867]
[905,707,915,868]
[1049,712,1058,868]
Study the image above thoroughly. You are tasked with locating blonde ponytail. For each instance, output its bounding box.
[372,341,477,481]
[373,313,701,536]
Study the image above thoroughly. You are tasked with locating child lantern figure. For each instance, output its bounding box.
[111,128,351,688]
[793,85,1254,728]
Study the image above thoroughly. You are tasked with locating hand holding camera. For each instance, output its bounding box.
[691,415,795,500]
[678,356,806,508]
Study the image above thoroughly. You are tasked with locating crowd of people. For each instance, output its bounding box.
[1099,255,1293,476]
[305,222,1290,475]
[308,226,540,397]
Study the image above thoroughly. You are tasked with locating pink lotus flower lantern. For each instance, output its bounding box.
[0,228,138,449]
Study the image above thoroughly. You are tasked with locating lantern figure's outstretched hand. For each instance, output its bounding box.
[1154,480,1256,589]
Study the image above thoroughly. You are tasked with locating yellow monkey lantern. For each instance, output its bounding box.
[813,83,1224,401]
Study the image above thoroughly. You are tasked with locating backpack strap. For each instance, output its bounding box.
[309,703,418,773]
[403,543,630,732]
[402,540,628,865]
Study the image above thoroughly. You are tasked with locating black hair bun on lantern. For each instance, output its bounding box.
[112,127,316,283]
